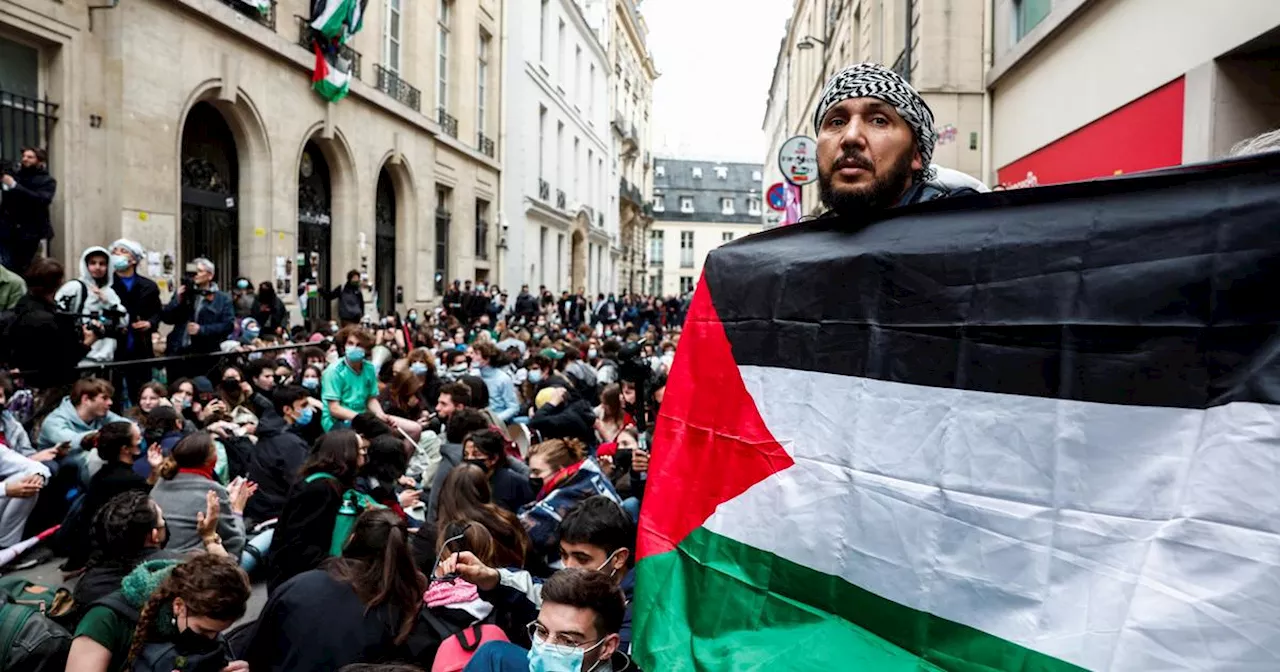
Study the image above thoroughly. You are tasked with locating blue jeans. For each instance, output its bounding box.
[621,497,641,523]
[462,641,529,672]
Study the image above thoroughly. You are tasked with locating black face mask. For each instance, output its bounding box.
[463,458,489,472]
[172,614,222,655]
[157,525,171,549]
[528,476,544,492]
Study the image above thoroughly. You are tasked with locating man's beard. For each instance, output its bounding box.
[819,150,915,217]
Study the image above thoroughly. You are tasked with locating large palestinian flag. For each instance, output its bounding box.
[633,153,1280,671]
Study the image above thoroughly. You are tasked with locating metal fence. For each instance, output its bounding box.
[437,108,458,138]
[0,90,58,166]
[375,64,421,112]
[218,0,276,30]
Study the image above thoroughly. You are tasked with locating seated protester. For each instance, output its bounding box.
[459,375,513,442]
[462,429,534,516]
[422,521,508,636]
[149,432,255,559]
[135,405,187,478]
[523,353,572,401]
[321,327,383,431]
[413,463,530,576]
[527,385,597,450]
[560,348,599,407]
[299,364,324,398]
[68,553,251,672]
[596,428,649,519]
[243,359,278,420]
[0,412,50,550]
[442,497,636,657]
[521,440,621,563]
[383,368,431,423]
[62,422,163,572]
[273,360,295,386]
[267,429,366,594]
[593,384,630,446]
[243,385,316,527]
[472,341,519,423]
[406,348,443,409]
[37,377,132,452]
[244,510,426,671]
[296,365,326,445]
[459,568,630,672]
[127,382,169,424]
[359,434,419,520]
[426,409,492,527]
[0,371,41,459]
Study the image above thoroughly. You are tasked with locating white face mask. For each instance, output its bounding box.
[595,548,623,578]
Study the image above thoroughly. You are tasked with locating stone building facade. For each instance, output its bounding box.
[608,0,658,296]
[1,0,502,323]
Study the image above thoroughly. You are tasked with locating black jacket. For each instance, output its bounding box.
[0,165,56,240]
[328,282,364,322]
[243,569,413,671]
[244,415,311,525]
[267,474,344,593]
[529,397,598,449]
[252,296,288,334]
[64,461,151,570]
[3,293,87,387]
[490,463,535,516]
[111,273,162,360]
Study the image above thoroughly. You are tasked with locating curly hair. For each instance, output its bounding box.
[86,491,160,572]
[125,554,250,665]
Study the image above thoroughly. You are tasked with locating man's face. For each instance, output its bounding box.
[559,540,627,576]
[84,393,112,418]
[345,336,363,353]
[436,393,459,419]
[86,254,108,280]
[816,97,921,215]
[254,369,275,391]
[110,246,136,269]
[194,266,214,285]
[535,603,618,670]
[20,150,38,168]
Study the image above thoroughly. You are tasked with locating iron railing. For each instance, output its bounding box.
[619,178,643,206]
[296,16,362,80]
[374,65,421,111]
[0,91,58,166]
[612,112,627,135]
[477,132,495,158]
[556,189,566,210]
[538,179,551,201]
[597,212,605,228]
[437,108,458,138]
[219,0,276,30]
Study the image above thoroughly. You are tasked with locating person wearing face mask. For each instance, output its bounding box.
[323,269,366,326]
[55,245,130,366]
[68,553,251,672]
[320,327,390,431]
[109,239,162,402]
[231,277,255,318]
[149,432,255,560]
[442,506,637,665]
[460,429,534,516]
[244,386,317,528]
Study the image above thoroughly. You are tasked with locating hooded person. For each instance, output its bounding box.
[54,246,129,366]
[811,62,980,218]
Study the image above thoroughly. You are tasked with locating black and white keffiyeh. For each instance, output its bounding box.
[812,62,938,169]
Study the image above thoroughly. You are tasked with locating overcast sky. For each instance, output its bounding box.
[643,0,793,165]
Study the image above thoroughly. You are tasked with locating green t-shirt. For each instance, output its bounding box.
[320,358,378,430]
[74,605,135,672]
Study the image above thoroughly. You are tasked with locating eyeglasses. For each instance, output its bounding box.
[429,523,473,583]
[527,621,605,651]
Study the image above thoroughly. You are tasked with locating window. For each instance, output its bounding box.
[434,186,452,294]
[475,199,489,259]
[588,64,596,117]
[539,0,549,63]
[752,170,762,181]
[556,121,564,188]
[655,165,665,177]
[680,231,694,268]
[722,232,735,243]
[721,197,735,215]
[587,148,594,208]
[714,166,728,180]
[437,0,452,110]
[748,197,762,215]
[384,0,402,73]
[649,270,663,296]
[557,233,565,286]
[539,227,548,286]
[558,20,566,81]
[652,196,665,212]
[1015,0,1051,40]
[692,167,702,179]
[477,32,490,133]
[680,276,695,294]
[573,137,580,203]
[574,46,582,104]
[538,105,547,180]
[680,197,694,213]
[649,230,664,265]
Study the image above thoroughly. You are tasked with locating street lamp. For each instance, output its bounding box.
[796,36,826,51]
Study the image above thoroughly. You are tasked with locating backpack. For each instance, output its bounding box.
[303,472,386,556]
[94,592,233,672]
[0,579,75,621]
[407,607,508,672]
[0,579,73,672]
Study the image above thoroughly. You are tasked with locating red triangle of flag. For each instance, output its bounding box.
[637,274,795,559]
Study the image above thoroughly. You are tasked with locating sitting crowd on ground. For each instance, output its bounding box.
[0,243,678,672]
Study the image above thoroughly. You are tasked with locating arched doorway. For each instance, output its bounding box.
[298,141,333,322]
[180,102,239,280]
[375,168,397,316]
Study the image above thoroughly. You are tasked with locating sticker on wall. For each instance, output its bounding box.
[254,227,266,238]
[138,212,149,221]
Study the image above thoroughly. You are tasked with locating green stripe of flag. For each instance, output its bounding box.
[634,526,1087,672]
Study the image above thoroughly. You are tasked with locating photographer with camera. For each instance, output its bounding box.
[54,246,129,367]
[161,257,234,379]
[0,256,97,389]
[0,147,56,275]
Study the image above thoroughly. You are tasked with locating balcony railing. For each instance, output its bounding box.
[220,0,276,30]
[0,91,59,167]
[612,112,627,135]
[477,132,495,158]
[619,178,643,206]
[374,65,421,111]
[556,189,567,210]
[538,179,550,201]
[296,16,361,80]
[437,108,458,138]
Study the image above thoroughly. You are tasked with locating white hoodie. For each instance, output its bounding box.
[53,246,128,365]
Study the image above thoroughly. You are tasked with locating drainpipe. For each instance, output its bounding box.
[981,0,994,184]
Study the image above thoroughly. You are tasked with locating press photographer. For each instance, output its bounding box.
[53,246,129,367]
[0,146,57,275]
[0,257,98,390]
[160,256,234,379]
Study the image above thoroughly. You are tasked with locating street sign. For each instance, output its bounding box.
[778,135,818,187]
[766,182,787,211]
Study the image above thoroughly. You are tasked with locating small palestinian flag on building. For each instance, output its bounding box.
[311,0,366,42]
[633,153,1280,671]
[312,44,352,103]
[235,0,271,16]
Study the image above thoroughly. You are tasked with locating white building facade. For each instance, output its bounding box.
[502,0,615,296]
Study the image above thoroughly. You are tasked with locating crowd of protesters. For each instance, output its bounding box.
[0,224,686,670]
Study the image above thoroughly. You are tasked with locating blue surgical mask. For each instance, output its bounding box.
[295,406,314,425]
[410,362,429,376]
[302,378,320,390]
[527,635,606,672]
[346,347,366,363]
[237,280,250,290]
[528,370,544,384]
[587,348,598,359]
[181,396,192,409]
[110,254,130,271]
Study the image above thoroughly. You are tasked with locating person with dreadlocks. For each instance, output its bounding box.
[811,62,980,218]
[67,553,251,672]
